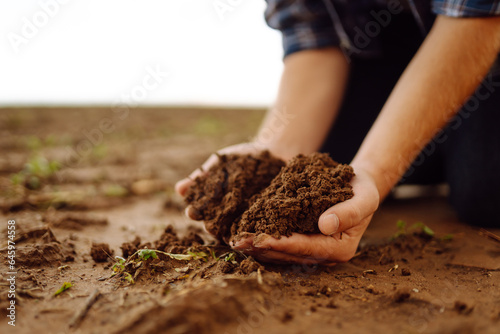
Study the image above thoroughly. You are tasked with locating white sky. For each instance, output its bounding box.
[0,0,284,107]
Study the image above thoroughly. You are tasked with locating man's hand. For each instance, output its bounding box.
[231,166,380,265]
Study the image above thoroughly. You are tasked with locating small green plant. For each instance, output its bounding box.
[224,252,238,265]
[391,220,435,240]
[11,155,61,189]
[187,251,209,262]
[138,249,158,261]
[122,273,135,284]
[54,282,73,296]
[209,248,219,260]
[111,256,126,276]
[412,222,435,237]
[440,233,454,241]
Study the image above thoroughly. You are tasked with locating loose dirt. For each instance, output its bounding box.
[186,152,354,241]
[185,151,285,242]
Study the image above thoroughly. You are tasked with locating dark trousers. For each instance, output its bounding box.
[321,13,500,228]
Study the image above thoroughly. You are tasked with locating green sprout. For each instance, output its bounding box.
[411,222,435,237]
[441,234,454,241]
[111,256,126,276]
[391,220,407,240]
[54,282,73,296]
[187,251,209,262]
[138,249,158,261]
[123,273,135,284]
[11,155,61,189]
[391,220,435,240]
[210,248,219,260]
[224,253,238,265]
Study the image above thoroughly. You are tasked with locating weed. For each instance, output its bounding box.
[54,282,73,296]
[11,155,61,190]
[441,234,454,241]
[391,220,435,240]
[224,252,238,265]
[138,249,158,261]
[111,256,126,276]
[209,248,219,261]
[411,222,435,237]
[122,273,135,284]
[187,251,209,262]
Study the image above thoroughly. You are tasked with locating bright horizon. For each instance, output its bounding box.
[0,0,284,108]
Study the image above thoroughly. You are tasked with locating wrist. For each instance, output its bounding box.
[350,159,398,202]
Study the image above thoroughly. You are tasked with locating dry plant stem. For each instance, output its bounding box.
[478,228,500,244]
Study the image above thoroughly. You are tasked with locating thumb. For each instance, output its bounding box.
[318,176,379,236]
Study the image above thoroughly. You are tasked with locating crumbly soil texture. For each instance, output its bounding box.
[186,152,355,241]
[1,108,499,334]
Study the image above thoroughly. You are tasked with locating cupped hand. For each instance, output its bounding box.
[231,166,380,265]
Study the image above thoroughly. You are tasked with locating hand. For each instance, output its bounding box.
[231,166,380,265]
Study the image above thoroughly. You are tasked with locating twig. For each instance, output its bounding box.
[69,289,101,328]
[478,228,500,244]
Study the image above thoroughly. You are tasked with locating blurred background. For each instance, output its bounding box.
[0,0,283,107]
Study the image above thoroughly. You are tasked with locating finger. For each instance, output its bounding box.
[232,236,337,265]
[318,174,379,236]
[183,205,204,221]
[231,235,256,253]
[175,178,194,197]
[251,233,358,263]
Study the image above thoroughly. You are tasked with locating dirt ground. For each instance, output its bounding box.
[0,108,499,334]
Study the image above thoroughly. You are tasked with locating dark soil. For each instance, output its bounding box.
[186,151,354,242]
[236,153,354,239]
[90,242,114,262]
[120,225,205,257]
[185,151,285,242]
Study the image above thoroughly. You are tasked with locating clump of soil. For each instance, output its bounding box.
[185,151,285,242]
[240,256,264,274]
[1,225,75,267]
[120,225,205,258]
[90,242,114,262]
[235,153,354,239]
[14,243,68,267]
[185,151,354,242]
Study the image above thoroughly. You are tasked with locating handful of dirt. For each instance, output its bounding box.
[185,151,354,243]
[185,151,285,243]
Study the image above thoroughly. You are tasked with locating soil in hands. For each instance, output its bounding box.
[185,151,354,242]
[184,151,285,243]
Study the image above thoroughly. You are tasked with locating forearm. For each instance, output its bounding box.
[255,48,349,161]
[352,15,500,199]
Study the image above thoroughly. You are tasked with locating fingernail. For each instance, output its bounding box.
[322,214,339,235]
[232,241,245,249]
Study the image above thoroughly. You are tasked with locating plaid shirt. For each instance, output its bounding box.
[265,0,500,58]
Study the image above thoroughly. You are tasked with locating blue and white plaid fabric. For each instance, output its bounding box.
[433,0,500,16]
[265,0,500,58]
